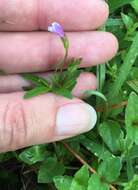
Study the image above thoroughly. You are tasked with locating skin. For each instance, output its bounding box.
[0,0,118,152]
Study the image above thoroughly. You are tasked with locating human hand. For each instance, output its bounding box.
[0,0,118,152]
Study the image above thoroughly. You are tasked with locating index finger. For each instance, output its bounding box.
[0,0,109,31]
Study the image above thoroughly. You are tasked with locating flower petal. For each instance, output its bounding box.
[48,22,65,37]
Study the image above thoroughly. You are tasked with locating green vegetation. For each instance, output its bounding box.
[1,1,138,189]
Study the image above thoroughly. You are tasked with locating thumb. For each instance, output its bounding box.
[0,92,97,152]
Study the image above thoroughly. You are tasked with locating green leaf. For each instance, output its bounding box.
[64,80,78,91]
[108,0,133,13]
[124,175,138,190]
[38,157,65,183]
[106,18,124,27]
[24,86,50,99]
[84,90,107,102]
[19,145,46,165]
[61,58,81,91]
[121,13,134,30]
[128,145,138,159]
[54,176,72,190]
[97,64,106,92]
[87,173,109,190]
[22,73,50,87]
[108,32,138,99]
[125,92,138,144]
[70,165,89,190]
[98,156,122,183]
[99,121,124,153]
[67,58,82,73]
[126,158,134,180]
[131,0,138,13]
[127,80,138,94]
[0,153,13,162]
[53,88,73,99]
[129,67,138,80]
[82,139,112,161]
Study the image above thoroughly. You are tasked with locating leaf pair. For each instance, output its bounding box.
[54,166,109,190]
[22,58,82,99]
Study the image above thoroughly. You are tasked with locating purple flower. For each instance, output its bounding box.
[48,22,65,38]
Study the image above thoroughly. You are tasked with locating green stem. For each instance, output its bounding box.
[60,46,68,72]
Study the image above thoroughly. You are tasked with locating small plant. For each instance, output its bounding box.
[22,22,82,99]
[1,1,138,190]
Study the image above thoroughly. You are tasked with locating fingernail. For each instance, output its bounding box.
[56,103,97,136]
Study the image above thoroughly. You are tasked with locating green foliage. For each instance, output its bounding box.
[124,175,138,190]
[38,157,65,183]
[24,86,51,99]
[98,156,122,183]
[82,138,112,161]
[99,121,124,153]
[108,32,138,99]
[70,165,89,190]
[19,145,46,165]
[88,174,109,190]
[125,92,138,145]
[54,176,72,190]
[131,0,138,13]
[1,1,138,190]
[108,0,133,13]
[84,90,107,102]
[22,58,82,99]
[127,80,138,93]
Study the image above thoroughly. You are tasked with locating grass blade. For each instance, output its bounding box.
[108,32,138,99]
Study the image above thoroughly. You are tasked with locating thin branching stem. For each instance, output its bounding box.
[63,142,117,190]
[96,101,128,113]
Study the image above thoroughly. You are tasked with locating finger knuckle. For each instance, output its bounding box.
[1,101,27,151]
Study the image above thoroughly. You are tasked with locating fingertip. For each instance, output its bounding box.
[94,0,109,28]
[72,72,97,97]
[55,102,97,137]
[105,32,119,61]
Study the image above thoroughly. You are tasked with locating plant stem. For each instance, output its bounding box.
[96,101,128,112]
[63,142,117,190]
[60,46,68,72]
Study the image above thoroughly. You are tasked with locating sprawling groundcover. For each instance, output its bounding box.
[1,1,138,190]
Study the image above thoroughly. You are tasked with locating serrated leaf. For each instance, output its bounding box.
[70,165,89,190]
[125,92,138,144]
[87,174,109,190]
[98,156,122,183]
[19,145,46,165]
[63,78,78,91]
[54,88,73,99]
[38,157,65,183]
[54,176,72,190]
[99,121,124,153]
[67,58,82,73]
[62,58,81,91]
[22,73,50,87]
[24,86,50,99]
